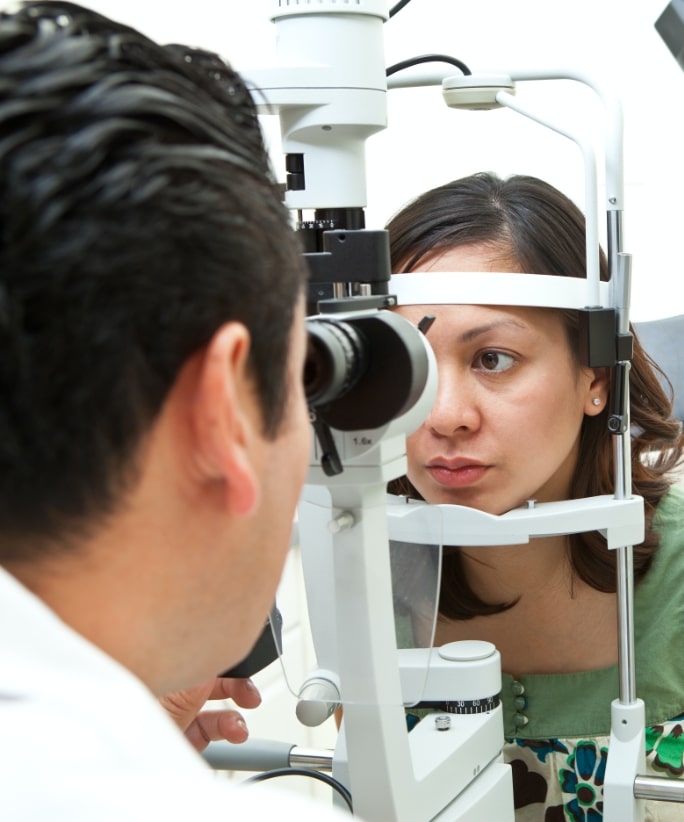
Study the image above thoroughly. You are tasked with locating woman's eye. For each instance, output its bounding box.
[476,351,515,372]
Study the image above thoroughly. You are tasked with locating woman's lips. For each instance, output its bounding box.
[426,460,488,488]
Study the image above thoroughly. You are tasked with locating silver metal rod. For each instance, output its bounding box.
[634,775,684,802]
[611,244,637,705]
[614,252,632,336]
[290,747,334,771]
[607,210,623,282]
[615,541,637,703]
[613,396,637,704]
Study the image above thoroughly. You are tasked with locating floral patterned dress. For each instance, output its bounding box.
[503,710,684,821]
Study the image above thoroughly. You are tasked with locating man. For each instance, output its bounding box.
[0,2,344,817]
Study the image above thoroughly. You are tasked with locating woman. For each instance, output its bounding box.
[387,172,684,820]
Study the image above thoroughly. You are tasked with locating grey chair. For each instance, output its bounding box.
[633,315,684,422]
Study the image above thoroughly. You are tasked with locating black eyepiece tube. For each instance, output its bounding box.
[304,318,368,408]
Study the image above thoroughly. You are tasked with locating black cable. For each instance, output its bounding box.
[386,53,472,77]
[389,0,413,17]
[243,767,354,814]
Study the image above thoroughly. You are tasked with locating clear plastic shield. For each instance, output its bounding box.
[389,538,442,707]
[387,494,444,707]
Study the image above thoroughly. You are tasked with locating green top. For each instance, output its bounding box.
[500,484,684,740]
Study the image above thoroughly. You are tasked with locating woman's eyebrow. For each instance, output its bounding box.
[458,318,527,344]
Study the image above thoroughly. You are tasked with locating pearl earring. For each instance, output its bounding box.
[592,397,601,406]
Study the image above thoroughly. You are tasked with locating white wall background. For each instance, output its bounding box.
[80,0,684,321]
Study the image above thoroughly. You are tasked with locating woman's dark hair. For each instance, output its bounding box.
[386,172,683,619]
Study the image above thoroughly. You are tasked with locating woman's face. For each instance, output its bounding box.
[395,244,605,516]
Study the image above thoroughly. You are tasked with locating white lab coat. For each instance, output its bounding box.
[0,566,346,820]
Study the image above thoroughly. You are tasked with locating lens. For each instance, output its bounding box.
[304,319,368,407]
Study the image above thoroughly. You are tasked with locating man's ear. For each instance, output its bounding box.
[191,322,261,518]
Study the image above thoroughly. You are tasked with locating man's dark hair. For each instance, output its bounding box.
[0,2,307,553]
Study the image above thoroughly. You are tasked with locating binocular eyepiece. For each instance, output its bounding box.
[304,310,431,433]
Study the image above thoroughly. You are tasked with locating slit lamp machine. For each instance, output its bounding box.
[209,2,684,819]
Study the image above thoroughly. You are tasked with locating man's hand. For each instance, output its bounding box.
[161,677,262,752]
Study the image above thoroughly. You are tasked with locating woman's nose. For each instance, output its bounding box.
[424,367,481,436]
